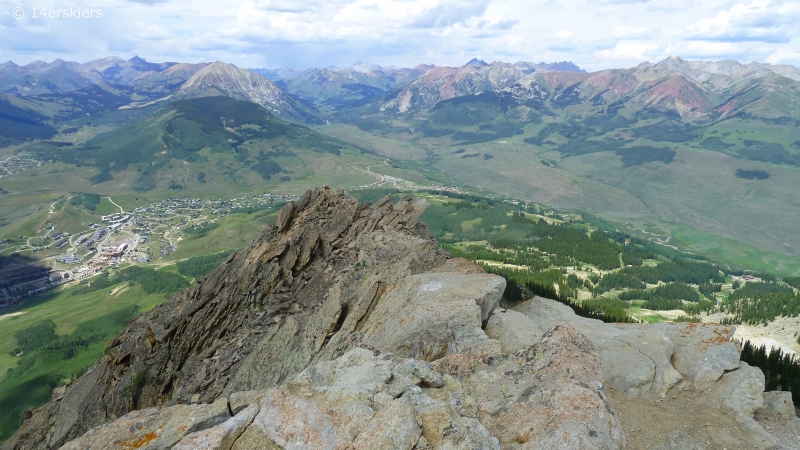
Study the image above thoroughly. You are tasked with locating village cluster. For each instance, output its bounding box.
[0,192,299,307]
[0,154,48,180]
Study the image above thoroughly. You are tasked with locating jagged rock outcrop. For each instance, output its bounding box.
[3,187,798,450]
[5,187,475,448]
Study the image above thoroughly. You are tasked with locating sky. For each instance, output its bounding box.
[0,0,799,71]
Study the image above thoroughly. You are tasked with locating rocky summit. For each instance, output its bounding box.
[3,188,799,450]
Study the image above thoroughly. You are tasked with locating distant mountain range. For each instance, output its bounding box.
[0,56,209,96]
[376,56,800,121]
[248,59,584,109]
[4,55,800,127]
[0,57,315,123]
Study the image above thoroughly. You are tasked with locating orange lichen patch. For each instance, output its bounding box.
[121,430,158,450]
[707,327,733,344]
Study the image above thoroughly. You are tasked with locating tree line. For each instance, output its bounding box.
[724,281,800,325]
[740,340,800,405]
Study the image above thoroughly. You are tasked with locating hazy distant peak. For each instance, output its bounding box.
[653,56,800,83]
[540,61,585,73]
[86,56,125,65]
[413,63,436,72]
[247,67,309,80]
[510,61,585,73]
[349,61,382,72]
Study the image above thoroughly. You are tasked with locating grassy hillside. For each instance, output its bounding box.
[24,97,351,190]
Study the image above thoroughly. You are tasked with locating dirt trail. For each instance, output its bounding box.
[102,196,124,213]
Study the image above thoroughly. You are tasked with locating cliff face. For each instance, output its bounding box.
[3,187,799,450]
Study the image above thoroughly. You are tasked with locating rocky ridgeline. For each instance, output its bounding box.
[3,188,799,450]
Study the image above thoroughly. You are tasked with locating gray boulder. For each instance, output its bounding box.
[514,296,742,399]
[174,403,260,450]
[361,272,504,360]
[484,308,544,354]
[59,348,503,450]
[706,361,765,416]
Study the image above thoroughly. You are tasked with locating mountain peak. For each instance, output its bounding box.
[7,187,796,449]
[539,61,585,73]
[178,61,286,110]
[650,56,800,83]
[466,58,489,67]
[207,60,240,70]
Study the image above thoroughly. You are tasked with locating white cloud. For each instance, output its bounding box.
[555,29,574,39]
[140,24,172,40]
[612,26,650,39]
[595,41,662,60]
[0,0,797,71]
[686,0,800,43]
